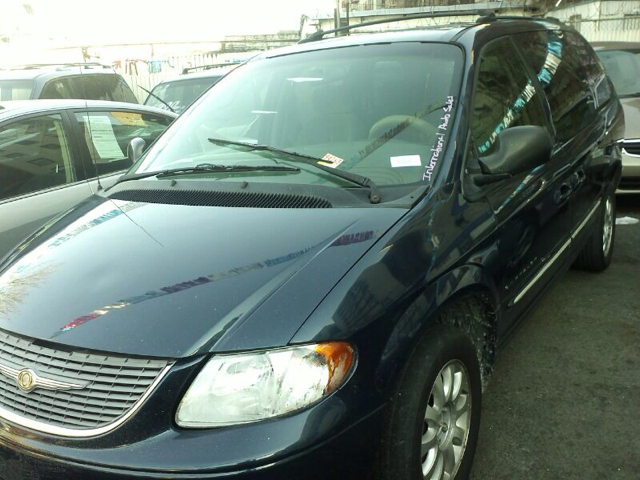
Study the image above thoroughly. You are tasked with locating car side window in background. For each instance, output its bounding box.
[0,80,35,100]
[513,30,606,143]
[41,75,138,103]
[40,77,75,99]
[75,111,172,176]
[472,37,548,157]
[0,114,75,202]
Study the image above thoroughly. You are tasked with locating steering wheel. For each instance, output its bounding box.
[368,115,436,142]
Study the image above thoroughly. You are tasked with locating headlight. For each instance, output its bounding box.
[176,342,355,428]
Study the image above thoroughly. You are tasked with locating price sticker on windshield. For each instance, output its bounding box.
[318,153,344,168]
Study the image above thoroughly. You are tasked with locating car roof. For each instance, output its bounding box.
[0,100,177,121]
[0,64,119,83]
[255,27,470,60]
[249,18,566,60]
[591,41,640,51]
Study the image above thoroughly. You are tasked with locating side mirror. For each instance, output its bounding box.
[127,137,146,164]
[478,126,552,177]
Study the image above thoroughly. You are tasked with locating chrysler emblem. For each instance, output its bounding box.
[17,369,35,392]
[0,363,87,393]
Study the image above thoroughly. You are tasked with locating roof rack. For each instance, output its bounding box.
[299,10,481,44]
[300,11,567,44]
[8,63,112,71]
[475,13,565,24]
[181,62,243,75]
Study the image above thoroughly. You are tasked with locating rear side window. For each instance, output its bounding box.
[0,80,34,101]
[0,114,76,202]
[514,30,608,143]
[41,75,138,103]
[472,37,548,157]
[75,110,172,176]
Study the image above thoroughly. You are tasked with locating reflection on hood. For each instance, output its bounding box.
[55,229,377,336]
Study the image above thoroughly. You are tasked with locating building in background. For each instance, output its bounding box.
[311,0,536,32]
[550,0,640,42]
[311,0,640,43]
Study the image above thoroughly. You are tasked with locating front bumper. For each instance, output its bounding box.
[0,357,384,480]
[0,412,381,480]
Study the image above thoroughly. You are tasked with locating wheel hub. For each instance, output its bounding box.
[603,197,613,257]
[420,360,472,479]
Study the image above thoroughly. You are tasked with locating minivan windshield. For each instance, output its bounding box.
[145,77,223,113]
[597,48,640,98]
[135,43,463,190]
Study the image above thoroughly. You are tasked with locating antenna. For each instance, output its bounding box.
[78,63,103,191]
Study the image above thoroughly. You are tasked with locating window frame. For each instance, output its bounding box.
[0,110,85,206]
[462,33,556,202]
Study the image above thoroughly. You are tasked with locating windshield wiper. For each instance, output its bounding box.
[207,137,381,203]
[117,163,299,184]
[139,85,177,114]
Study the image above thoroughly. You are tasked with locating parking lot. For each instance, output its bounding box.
[471,196,640,479]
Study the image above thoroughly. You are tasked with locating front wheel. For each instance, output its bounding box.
[573,192,616,272]
[377,327,482,480]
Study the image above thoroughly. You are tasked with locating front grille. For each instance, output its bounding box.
[0,329,170,435]
[108,189,333,209]
[618,176,640,190]
[622,141,640,156]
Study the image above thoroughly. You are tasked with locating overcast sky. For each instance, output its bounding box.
[26,0,335,44]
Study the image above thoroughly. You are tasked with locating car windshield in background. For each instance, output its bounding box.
[597,49,640,97]
[0,80,34,101]
[144,77,223,113]
[135,43,463,189]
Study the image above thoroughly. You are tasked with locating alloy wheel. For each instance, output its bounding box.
[603,197,614,257]
[421,360,472,480]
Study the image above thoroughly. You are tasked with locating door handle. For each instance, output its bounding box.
[555,183,572,205]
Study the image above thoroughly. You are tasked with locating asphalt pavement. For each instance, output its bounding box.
[470,195,640,480]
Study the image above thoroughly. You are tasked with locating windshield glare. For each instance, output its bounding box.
[597,49,640,97]
[136,43,463,188]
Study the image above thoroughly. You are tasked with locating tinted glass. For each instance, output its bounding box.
[472,37,548,157]
[137,43,464,188]
[145,77,221,113]
[41,75,138,103]
[0,80,34,101]
[514,30,606,142]
[596,49,640,97]
[0,114,75,202]
[75,110,172,176]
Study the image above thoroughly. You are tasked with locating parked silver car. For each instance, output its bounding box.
[0,100,176,259]
[0,63,138,103]
[593,42,640,193]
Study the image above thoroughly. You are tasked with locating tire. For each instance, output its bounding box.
[377,326,482,480]
[573,192,616,272]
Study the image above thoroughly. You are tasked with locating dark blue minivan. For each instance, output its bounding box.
[0,15,623,480]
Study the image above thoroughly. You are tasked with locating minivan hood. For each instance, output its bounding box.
[0,196,405,358]
[621,96,640,140]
